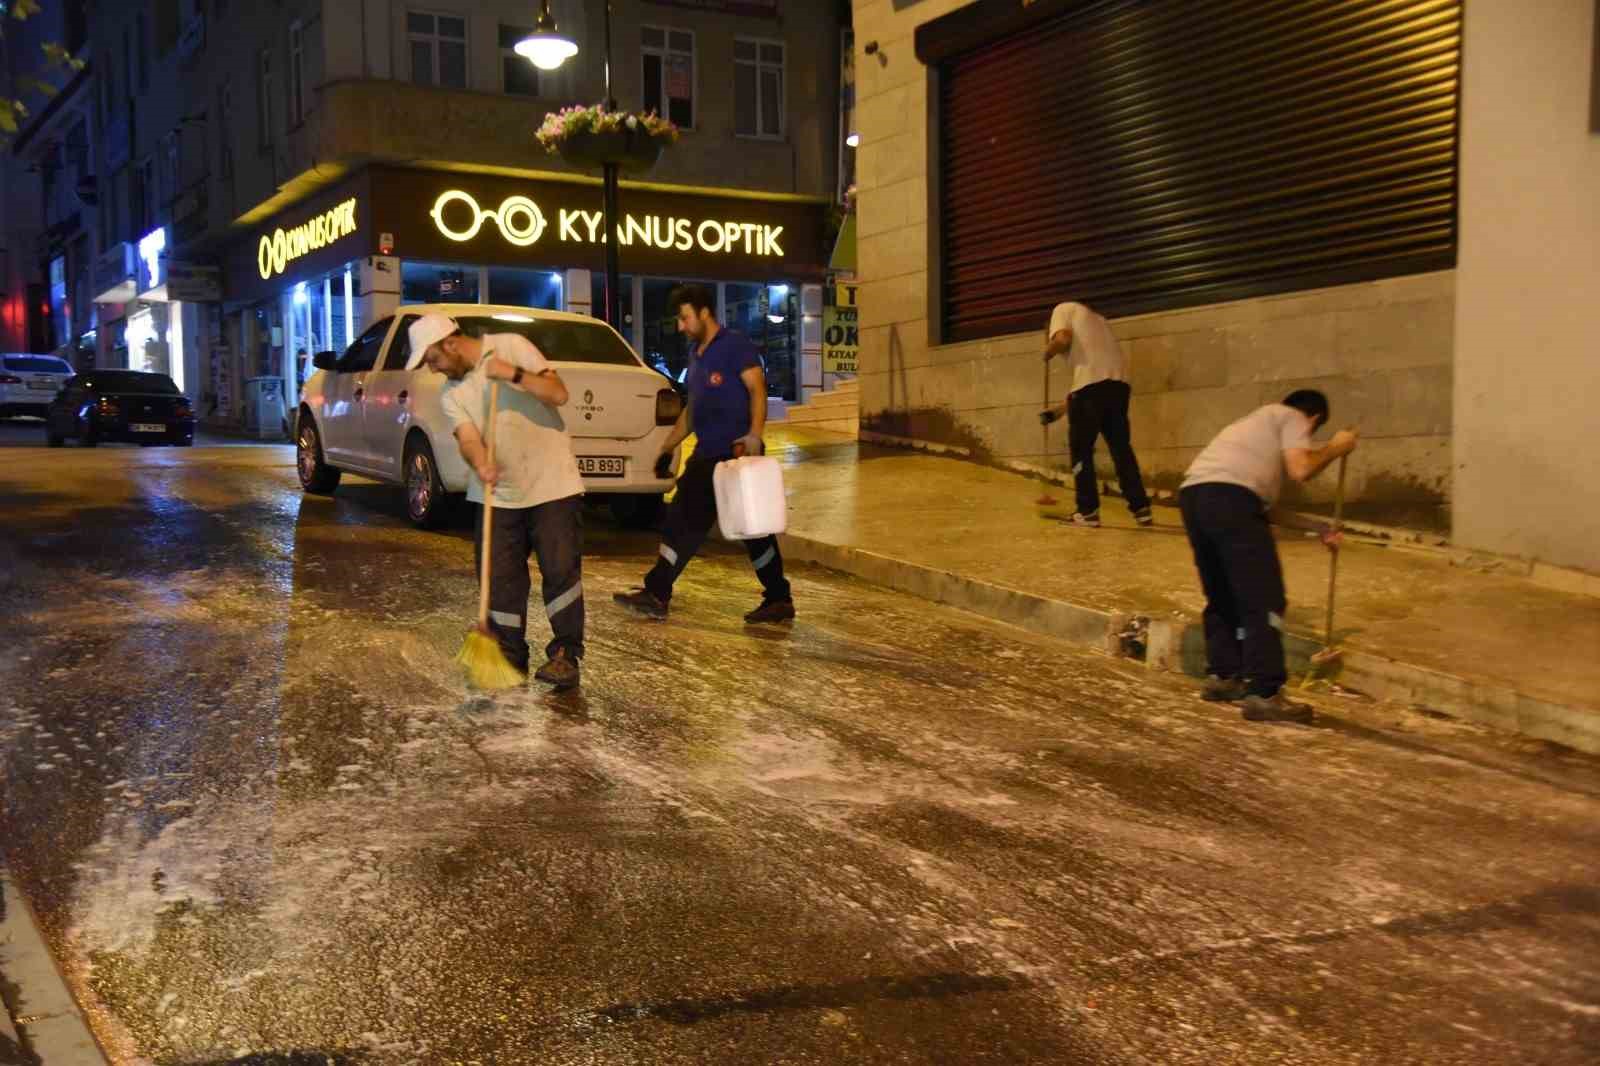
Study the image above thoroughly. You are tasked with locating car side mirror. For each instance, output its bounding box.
[312,350,339,371]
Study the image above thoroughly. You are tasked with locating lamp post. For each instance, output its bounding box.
[519,1,626,332]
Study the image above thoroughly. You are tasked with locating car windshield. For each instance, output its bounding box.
[456,316,641,367]
[4,355,73,374]
[85,371,181,393]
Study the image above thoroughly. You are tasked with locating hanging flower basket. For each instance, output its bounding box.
[537,105,679,173]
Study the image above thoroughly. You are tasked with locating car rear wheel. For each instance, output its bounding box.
[610,493,664,530]
[297,416,341,494]
[404,436,449,529]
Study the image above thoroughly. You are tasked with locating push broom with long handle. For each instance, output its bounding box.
[1036,352,1060,509]
[457,378,525,690]
[1302,453,1348,687]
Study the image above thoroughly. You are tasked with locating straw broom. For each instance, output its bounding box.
[457,379,525,690]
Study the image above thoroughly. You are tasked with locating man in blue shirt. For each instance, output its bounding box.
[614,283,795,624]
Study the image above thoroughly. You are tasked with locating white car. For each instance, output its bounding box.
[294,305,684,528]
[0,353,75,419]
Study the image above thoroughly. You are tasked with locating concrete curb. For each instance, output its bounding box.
[779,533,1600,755]
[0,867,108,1065]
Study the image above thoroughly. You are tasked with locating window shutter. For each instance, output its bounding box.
[935,0,1461,343]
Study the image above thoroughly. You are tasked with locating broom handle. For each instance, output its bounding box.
[477,379,500,628]
[1324,453,1347,647]
[1042,354,1050,457]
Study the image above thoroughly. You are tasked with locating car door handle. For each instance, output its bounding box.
[353,387,364,401]
[397,390,408,404]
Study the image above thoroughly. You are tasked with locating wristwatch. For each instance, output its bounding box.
[511,366,524,385]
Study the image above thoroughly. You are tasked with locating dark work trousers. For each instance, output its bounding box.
[1068,379,1151,519]
[644,455,792,606]
[1179,483,1289,697]
[473,493,585,673]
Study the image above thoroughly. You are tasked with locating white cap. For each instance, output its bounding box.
[405,313,459,371]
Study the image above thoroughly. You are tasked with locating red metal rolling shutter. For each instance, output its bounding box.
[935,0,1461,343]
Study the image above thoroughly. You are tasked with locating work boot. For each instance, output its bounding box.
[534,648,580,689]
[744,598,796,625]
[1068,511,1101,528]
[1202,675,1247,702]
[1241,692,1315,724]
[613,588,668,620]
[1132,506,1154,527]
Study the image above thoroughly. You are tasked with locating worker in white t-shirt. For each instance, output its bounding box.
[406,313,586,689]
[1039,301,1152,527]
[1179,389,1358,723]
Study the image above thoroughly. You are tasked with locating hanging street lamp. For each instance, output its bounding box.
[515,1,579,72]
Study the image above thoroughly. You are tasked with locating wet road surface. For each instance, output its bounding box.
[1,422,1598,1065]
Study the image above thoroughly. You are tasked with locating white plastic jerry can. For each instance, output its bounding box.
[714,455,788,539]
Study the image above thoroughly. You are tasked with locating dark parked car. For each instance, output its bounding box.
[45,370,195,447]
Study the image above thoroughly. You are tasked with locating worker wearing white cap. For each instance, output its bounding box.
[407,313,586,689]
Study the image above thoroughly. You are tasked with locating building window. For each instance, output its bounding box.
[500,24,540,97]
[217,78,235,182]
[734,39,784,139]
[642,27,693,128]
[401,261,480,305]
[132,157,155,234]
[257,48,273,148]
[409,11,467,90]
[288,21,306,126]
[99,51,114,122]
[136,11,149,91]
[160,131,180,208]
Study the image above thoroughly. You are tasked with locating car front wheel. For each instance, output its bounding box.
[404,436,449,529]
[297,416,341,494]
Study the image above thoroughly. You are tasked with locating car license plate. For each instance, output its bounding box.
[28,380,55,390]
[131,423,166,433]
[578,456,625,478]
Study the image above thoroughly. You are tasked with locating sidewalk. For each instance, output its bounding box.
[766,427,1600,754]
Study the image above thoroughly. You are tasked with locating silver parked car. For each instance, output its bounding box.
[0,353,75,419]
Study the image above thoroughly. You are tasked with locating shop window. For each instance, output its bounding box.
[591,273,635,334]
[725,281,798,401]
[409,11,468,90]
[641,277,696,382]
[642,26,694,128]
[500,24,540,97]
[734,39,784,139]
[488,267,563,311]
[402,261,480,305]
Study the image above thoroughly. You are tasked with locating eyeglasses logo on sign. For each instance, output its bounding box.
[258,199,361,280]
[430,191,548,247]
[429,190,784,258]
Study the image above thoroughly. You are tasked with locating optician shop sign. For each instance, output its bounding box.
[258,198,361,280]
[370,167,826,283]
[429,189,787,258]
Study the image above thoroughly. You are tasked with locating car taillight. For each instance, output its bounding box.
[97,396,120,416]
[175,401,193,418]
[655,388,684,426]
[0,374,21,385]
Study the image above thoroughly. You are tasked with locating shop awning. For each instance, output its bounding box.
[828,211,857,275]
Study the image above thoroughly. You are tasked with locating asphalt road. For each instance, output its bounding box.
[1,420,1598,1065]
